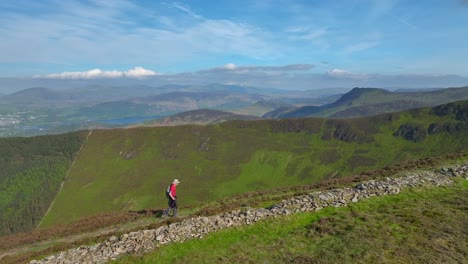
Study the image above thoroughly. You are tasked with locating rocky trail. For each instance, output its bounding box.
[29,164,468,264]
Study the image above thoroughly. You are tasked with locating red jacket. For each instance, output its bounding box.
[169,184,177,198]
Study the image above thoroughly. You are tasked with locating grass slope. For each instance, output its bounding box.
[114,179,468,264]
[40,102,468,227]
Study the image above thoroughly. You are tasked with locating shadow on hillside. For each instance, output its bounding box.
[129,209,164,218]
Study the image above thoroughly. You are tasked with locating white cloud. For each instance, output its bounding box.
[206,64,314,73]
[328,69,350,77]
[40,67,158,79]
[327,69,368,80]
[126,67,158,77]
[221,63,237,70]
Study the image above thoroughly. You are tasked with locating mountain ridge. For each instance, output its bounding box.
[264,86,468,118]
[145,109,261,126]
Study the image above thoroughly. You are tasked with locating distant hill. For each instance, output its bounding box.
[0,86,163,107]
[73,91,265,122]
[0,84,269,108]
[146,109,261,126]
[0,87,76,106]
[393,88,443,93]
[264,86,468,118]
[38,101,467,227]
[127,91,265,114]
[230,101,291,116]
[232,92,345,117]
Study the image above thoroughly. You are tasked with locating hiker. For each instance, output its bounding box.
[163,179,180,217]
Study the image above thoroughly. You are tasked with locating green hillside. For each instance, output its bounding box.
[270,86,468,118]
[0,131,86,235]
[39,101,468,227]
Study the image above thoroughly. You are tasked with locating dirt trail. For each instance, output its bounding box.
[0,215,157,262]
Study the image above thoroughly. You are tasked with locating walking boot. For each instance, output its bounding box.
[162,208,169,218]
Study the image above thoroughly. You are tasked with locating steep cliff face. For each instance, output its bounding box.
[393,123,427,142]
[432,100,468,121]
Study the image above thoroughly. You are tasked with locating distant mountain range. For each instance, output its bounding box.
[0,84,347,137]
[264,86,468,118]
[0,84,467,137]
[0,84,345,108]
[0,86,163,106]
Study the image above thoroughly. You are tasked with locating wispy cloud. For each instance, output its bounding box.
[286,26,328,41]
[342,41,380,53]
[2,63,468,93]
[327,69,368,80]
[0,0,277,69]
[38,67,158,79]
[0,1,466,78]
[388,14,418,30]
[204,63,315,73]
[170,2,204,19]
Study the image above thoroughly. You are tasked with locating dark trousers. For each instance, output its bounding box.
[163,198,178,216]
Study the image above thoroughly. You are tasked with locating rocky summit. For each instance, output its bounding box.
[31,164,468,264]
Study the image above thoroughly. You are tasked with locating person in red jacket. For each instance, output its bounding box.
[163,179,180,217]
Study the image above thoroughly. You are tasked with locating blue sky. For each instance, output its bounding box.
[0,0,467,90]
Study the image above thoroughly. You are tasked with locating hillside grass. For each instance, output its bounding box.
[114,179,468,264]
[40,104,468,227]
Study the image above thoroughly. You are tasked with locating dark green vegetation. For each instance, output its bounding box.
[0,132,86,236]
[114,179,468,264]
[40,101,468,227]
[264,86,468,118]
[1,86,466,137]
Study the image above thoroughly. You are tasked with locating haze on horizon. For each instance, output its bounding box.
[0,0,467,93]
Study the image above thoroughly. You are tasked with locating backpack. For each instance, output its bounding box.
[165,185,171,198]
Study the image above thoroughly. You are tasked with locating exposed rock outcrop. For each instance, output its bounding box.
[30,164,468,264]
[393,123,427,142]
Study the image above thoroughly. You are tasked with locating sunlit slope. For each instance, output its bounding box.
[40,101,468,227]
